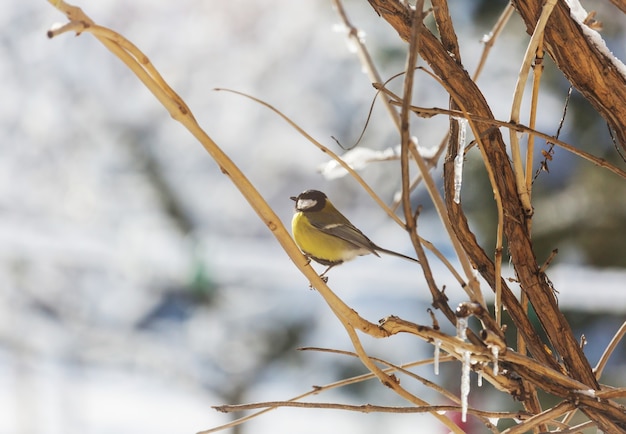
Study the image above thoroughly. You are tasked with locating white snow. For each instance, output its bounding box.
[318,146,401,179]
[565,0,626,80]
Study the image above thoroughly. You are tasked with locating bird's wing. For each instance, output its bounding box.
[311,221,380,256]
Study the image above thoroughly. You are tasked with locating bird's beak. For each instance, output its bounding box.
[290,196,297,201]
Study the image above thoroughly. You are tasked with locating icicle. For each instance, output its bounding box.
[456,317,468,341]
[491,346,500,376]
[477,370,483,387]
[434,339,441,375]
[453,118,468,204]
[461,350,471,423]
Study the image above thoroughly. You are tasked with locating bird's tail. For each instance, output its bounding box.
[376,247,420,263]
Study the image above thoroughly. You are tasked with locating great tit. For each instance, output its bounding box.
[290,189,419,277]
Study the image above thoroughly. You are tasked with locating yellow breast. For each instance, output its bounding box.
[291,212,369,265]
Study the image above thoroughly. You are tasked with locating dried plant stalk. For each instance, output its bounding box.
[47,0,626,432]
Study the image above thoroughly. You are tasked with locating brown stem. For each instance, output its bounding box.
[365,0,597,389]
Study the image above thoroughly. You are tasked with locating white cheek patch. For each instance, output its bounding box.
[297,198,317,210]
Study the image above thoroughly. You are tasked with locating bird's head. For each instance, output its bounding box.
[290,189,327,212]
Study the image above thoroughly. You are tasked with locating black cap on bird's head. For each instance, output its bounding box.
[290,189,327,212]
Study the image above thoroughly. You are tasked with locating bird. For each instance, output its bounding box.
[290,189,419,278]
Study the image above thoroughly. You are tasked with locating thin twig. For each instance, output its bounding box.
[534,86,572,182]
[201,350,453,434]
[376,78,487,308]
[332,0,401,131]
[594,321,626,379]
[398,3,445,315]
[608,122,626,163]
[509,0,558,216]
[525,38,544,213]
[393,102,626,181]
[473,3,516,80]
[396,68,491,307]
[399,4,420,230]
[214,401,529,419]
[506,4,554,387]
[338,313,465,433]
[500,401,575,434]
[300,347,460,403]
[596,387,626,399]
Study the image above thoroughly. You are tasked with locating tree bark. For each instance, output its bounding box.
[365,0,598,388]
[513,0,626,151]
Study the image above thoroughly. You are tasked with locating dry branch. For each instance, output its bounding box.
[46,0,626,432]
[366,0,626,430]
[214,401,530,420]
[366,0,596,387]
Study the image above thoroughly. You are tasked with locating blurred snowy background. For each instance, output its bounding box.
[2,1,626,433]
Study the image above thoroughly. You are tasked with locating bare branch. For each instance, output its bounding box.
[214,400,530,420]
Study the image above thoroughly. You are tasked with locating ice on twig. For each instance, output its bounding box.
[453,118,467,204]
[332,23,348,34]
[320,138,437,180]
[481,32,493,44]
[346,30,366,53]
[318,146,399,179]
[456,317,468,341]
[434,339,441,375]
[410,137,440,158]
[455,303,475,423]
[332,23,366,53]
[461,350,471,423]
[491,346,500,376]
[575,389,596,397]
[480,327,506,378]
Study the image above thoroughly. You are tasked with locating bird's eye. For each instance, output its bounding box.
[297,198,317,210]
